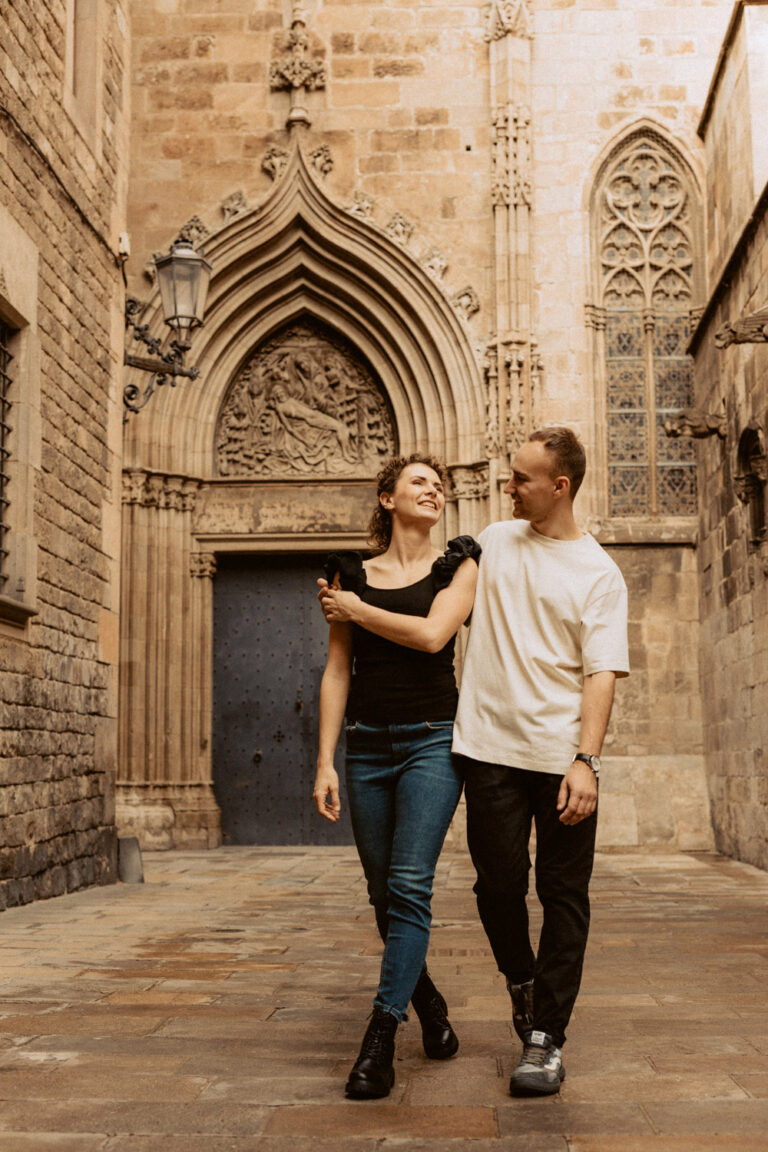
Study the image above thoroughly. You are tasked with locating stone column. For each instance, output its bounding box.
[486,0,537,489]
[117,471,221,850]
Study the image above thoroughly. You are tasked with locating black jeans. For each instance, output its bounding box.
[462,757,597,1048]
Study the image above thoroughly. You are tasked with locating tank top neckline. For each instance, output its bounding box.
[361,569,434,593]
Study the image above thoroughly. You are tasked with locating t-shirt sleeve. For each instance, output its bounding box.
[580,582,630,678]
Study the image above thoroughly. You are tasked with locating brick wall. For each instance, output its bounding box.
[0,0,128,905]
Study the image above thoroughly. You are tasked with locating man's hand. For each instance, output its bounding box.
[556,761,598,825]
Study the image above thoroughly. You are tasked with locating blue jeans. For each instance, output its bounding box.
[345,720,463,1021]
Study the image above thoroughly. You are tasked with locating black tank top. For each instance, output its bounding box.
[324,536,481,725]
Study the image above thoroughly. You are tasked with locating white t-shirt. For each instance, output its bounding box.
[452,519,630,775]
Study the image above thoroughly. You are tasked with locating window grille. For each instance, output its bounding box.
[598,133,698,516]
[0,321,12,590]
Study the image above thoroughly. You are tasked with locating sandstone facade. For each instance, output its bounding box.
[0,0,129,904]
[119,0,740,855]
[690,1,768,870]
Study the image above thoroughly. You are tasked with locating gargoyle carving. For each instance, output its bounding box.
[714,307,768,348]
[663,409,726,440]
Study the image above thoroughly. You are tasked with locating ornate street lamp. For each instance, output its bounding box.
[123,241,212,420]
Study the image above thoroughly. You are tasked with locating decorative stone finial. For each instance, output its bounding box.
[270,1,327,130]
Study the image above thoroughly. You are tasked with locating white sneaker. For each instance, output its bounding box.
[508,1030,565,1096]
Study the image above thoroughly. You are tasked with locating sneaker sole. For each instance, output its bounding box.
[509,1068,565,1098]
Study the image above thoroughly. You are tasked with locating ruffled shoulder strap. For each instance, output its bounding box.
[431,535,482,591]
[324,551,366,594]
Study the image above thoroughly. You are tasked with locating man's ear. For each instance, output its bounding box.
[553,474,571,500]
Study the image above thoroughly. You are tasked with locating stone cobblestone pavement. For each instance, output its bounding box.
[1,847,768,1151]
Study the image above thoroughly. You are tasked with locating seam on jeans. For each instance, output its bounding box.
[425,721,454,730]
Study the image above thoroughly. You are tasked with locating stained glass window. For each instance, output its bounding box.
[599,135,697,516]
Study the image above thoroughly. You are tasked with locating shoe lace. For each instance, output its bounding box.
[521,1042,550,1068]
[360,1016,395,1059]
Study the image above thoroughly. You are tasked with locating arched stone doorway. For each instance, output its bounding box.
[117,140,487,849]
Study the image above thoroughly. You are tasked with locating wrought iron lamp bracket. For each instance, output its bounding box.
[123,296,199,422]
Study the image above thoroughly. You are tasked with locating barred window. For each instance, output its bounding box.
[0,320,12,590]
[597,133,699,516]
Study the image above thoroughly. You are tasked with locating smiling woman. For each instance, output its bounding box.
[313,453,481,1101]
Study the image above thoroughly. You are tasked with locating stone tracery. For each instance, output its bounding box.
[596,133,699,516]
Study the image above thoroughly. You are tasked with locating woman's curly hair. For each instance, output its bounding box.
[368,453,448,554]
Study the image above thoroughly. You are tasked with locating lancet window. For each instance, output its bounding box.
[596,133,699,516]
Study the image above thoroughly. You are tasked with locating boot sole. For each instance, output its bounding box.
[345,1077,394,1100]
[423,1034,459,1060]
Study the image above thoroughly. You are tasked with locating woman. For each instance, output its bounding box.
[313,453,480,1100]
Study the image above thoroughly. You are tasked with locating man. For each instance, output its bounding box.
[452,426,629,1096]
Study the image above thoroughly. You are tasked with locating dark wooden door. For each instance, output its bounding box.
[212,553,354,845]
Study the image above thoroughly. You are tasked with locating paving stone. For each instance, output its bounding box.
[0,848,767,1146]
[263,1102,497,1138]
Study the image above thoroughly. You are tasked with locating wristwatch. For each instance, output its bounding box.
[572,752,601,777]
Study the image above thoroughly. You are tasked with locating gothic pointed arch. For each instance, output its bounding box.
[123,137,484,477]
[586,123,704,520]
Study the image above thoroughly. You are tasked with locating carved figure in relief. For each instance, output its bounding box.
[216,325,395,477]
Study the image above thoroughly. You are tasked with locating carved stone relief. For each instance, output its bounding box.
[262,145,290,182]
[174,216,210,249]
[310,144,333,178]
[269,3,326,94]
[221,190,248,220]
[385,213,414,246]
[449,463,490,501]
[484,0,533,41]
[215,323,396,478]
[122,471,200,511]
[421,246,448,281]
[492,105,532,208]
[453,286,481,322]
[347,191,375,221]
[190,552,217,579]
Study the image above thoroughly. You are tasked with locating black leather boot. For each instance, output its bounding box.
[410,967,459,1060]
[345,1007,399,1099]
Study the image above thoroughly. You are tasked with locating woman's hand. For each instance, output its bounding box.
[317,579,361,624]
[313,762,341,822]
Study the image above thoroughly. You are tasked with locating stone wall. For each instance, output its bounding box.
[0,0,129,905]
[691,2,768,870]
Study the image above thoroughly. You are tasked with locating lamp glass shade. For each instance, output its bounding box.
[154,243,212,344]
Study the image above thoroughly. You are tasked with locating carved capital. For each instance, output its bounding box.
[715,307,768,348]
[122,471,201,511]
[449,463,490,501]
[663,409,727,440]
[190,552,217,579]
[484,0,533,41]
